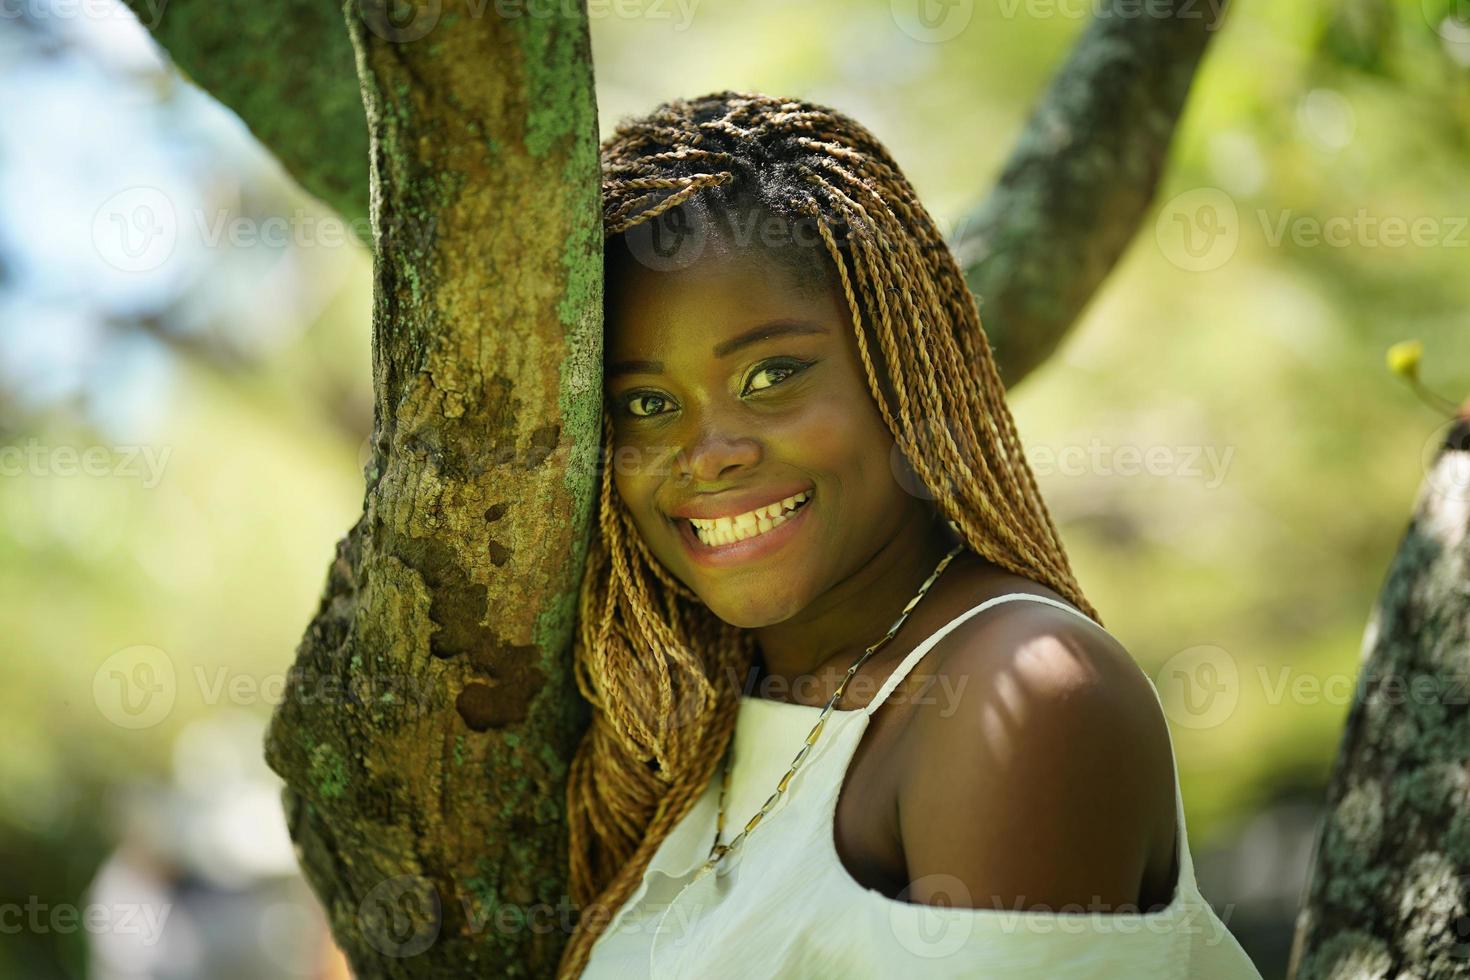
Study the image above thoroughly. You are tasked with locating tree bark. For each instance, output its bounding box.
[260,2,602,976]
[951,0,1230,387]
[1287,410,1470,980]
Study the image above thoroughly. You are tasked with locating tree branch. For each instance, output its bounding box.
[953,0,1230,387]
[119,0,369,246]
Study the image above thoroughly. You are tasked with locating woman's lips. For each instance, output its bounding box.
[674,493,815,569]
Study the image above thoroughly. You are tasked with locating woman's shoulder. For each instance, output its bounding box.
[902,561,1151,715]
[931,578,1142,698]
[891,580,1178,913]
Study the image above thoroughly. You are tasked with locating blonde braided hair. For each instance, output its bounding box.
[557,90,1100,978]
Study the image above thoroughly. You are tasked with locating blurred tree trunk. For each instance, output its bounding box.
[1287,411,1470,980]
[258,2,602,977]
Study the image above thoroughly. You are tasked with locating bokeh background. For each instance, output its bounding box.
[3,0,1468,976]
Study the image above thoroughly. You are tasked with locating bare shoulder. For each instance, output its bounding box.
[894,594,1177,914]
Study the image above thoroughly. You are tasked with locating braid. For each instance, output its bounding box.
[558,90,1099,978]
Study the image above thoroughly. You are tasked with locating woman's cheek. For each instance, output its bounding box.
[788,400,861,465]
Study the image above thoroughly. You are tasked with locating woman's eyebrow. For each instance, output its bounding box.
[607,319,829,379]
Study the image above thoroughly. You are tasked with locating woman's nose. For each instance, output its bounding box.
[676,426,761,485]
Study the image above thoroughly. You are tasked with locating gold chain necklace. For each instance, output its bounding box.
[697,529,966,880]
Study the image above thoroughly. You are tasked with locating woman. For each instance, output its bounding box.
[558,91,1262,979]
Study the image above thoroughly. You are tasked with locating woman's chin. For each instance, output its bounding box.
[698,589,808,630]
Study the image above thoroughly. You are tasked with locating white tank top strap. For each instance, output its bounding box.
[861,592,1101,718]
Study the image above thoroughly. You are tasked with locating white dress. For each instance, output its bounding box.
[582,593,1265,978]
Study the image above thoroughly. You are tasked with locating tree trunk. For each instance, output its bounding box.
[1287,410,1470,980]
[260,2,602,976]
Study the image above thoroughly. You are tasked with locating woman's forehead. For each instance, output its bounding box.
[605,246,843,352]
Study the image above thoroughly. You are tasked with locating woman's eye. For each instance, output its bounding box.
[616,359,812,420]
[623,392,670,418]
[744,359,811,394]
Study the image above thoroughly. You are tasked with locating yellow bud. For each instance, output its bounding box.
[1386,339,1423,382]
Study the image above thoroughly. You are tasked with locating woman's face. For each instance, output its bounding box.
[604,234,932,629]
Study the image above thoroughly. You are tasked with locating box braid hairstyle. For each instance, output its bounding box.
[558,90,1101,977]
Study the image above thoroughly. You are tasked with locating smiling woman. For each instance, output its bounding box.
[558,91,1262,980]
[602,228,940,627]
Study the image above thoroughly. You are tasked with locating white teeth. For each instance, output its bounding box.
[690,490,811,547]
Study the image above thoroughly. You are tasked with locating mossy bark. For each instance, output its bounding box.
[259,2,602,976]
[1287,414,1470,980]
